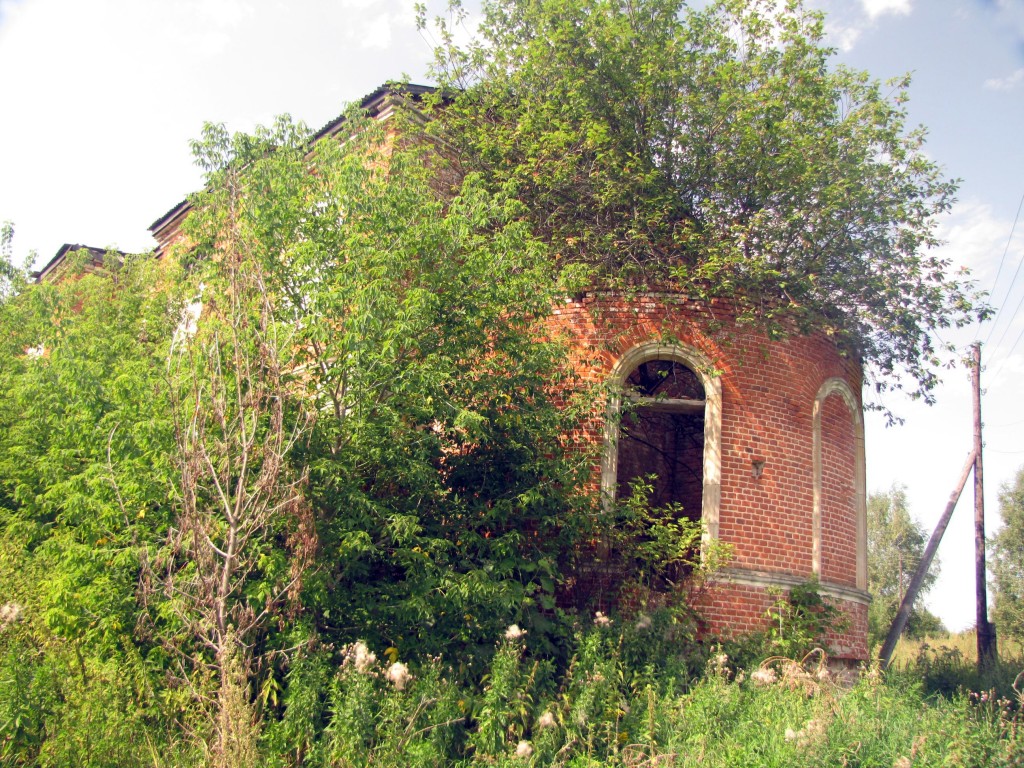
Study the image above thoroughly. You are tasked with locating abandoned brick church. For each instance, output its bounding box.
[38,84,869,662]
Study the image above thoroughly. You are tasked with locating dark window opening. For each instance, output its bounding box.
[626,359,705,400]
[617,360,705,523]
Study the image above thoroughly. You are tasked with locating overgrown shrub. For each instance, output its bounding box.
[250,622,1021,766]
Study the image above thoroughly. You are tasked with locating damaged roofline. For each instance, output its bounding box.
[147,82,438,241]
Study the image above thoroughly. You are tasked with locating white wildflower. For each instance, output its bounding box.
[786,718,827,748]
[0,602,23,628]
[537,710,556,729]
[505,624,527,640]
[708,651,732,679]
[594,611,613,627]
[386,661,411,691]
[515,740,533,759]
[635,614,653,631]
[347,641,377,674]
[751,666,777,686]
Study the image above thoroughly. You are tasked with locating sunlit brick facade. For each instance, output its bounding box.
[46,83,870,661]
[549,291,869,662]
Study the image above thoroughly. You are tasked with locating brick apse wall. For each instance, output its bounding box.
[549,291,869,662]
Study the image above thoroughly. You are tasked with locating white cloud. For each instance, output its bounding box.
[861,0,912,20]
[825,20,862,52]
[985,67,1024,92]
[930,203,1023,400]
[936,199,1020,284]
[348,11,395,50]
[814,0,911,53]
[937,198,1024,396]
[0,0,435,264]
[0,0,25,26]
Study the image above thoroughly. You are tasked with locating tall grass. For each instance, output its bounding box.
[252,619,1022,767]
[887,629,1024,701]
[6,617,1024,766]
[890,629,1024,666]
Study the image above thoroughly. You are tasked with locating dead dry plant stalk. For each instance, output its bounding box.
[162,173,315,766]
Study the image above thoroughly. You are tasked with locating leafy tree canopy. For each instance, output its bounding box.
[421,0,987,405]
[867,485,943,646]
[991,467,1024,642]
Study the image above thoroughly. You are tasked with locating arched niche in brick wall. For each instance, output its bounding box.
[601,342,723,548]
[812,377,867,591]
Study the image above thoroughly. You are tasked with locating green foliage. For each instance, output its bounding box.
[261,626,1024,765]
[0,1,999,758]
[770,580,847,658]
[722,578,847,667]
[609,477,704,586]
[992,467,1024,642]
[0,222,27,301]
[889,640,1022,704]
[867,485,944,646]
[178,112,600,672]
[571,475,718,613]
[0,105,604,760]
[422,0,986,405]
[0,249,199,766]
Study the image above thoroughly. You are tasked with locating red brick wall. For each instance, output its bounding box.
[689,582,869,661]
[548,291,868,660]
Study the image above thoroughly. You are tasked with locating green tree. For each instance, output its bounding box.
[0,246,198,764]
[990,467,1024,641]
[157,111,611,761]
[867,485,943,646]
[0,222,26,301]
[0,118,602,763]
[422,0,986,407]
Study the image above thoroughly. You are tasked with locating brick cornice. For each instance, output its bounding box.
[711,567,871,606]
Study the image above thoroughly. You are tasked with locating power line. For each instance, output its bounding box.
[987,248,1024,361]
[987,417,1024,429]
[990,320,1024,385]
[982,189,1024,346]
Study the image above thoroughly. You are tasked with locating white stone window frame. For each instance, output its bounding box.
[601,342,723,549]
[811,377,867,592]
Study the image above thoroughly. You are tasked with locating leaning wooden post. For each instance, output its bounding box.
[879,450,977,669]
[972,342,998,671]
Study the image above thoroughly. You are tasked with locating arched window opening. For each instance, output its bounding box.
[616,359,706,523]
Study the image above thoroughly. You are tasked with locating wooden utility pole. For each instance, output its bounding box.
[972,342,998,670]
[879,451,976,668]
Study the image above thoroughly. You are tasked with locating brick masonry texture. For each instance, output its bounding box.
[549,291,868,661]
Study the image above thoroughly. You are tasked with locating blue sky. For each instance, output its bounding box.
[818,0,1024,632]
[1,0,1022,632]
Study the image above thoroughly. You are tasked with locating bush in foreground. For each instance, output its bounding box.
[4,599,1024,765]
[252,616,1019,767]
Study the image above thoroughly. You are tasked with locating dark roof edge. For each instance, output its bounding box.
[32,244,123,282]
[148,199,191,237]
[148,82,438,236]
